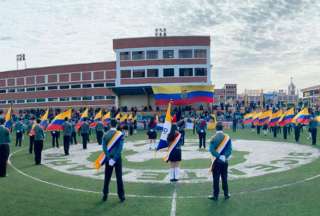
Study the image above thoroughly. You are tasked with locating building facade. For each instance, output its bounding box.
[301,85,320,105]
[214,84,237,105]
[0,35,211,110]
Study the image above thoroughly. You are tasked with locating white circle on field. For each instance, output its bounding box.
[42,139,320,183]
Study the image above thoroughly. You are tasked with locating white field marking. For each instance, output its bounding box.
[170,186,177,216]
[8,147,320,199]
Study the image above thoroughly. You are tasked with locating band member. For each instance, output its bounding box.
[33,119,45,165]
[102,119,125,202]
[283,125,288,139]
[80,118,90,149]
[15,118,24,147]
[147,117,157,150]
[208,122,232,201]
[70,120,77,145]
[309,117,318,145]
[166,123,182,182]
[27,118,35,154]
[197,117,207,149]
[62,117,72,155]
[294,123,302,143]
[95,119,104,145]
[178,119,185,146]
[51,130,60,148]
[0,117,11,177]
[128,118,134,136]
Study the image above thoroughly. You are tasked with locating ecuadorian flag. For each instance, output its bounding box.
[152,85,214,106]
[90,109,103,128]
[258,110,272,126]
[269,110,283,127]
[40,109,49,129]
[278,108,295,127]
[253,112,262,126]
[4,107,12,129]
[243,112,255,125]
[76,108,89,130]
[292,108,311,125]
[102,112,111,126]
[47,109,72,131]
[156,102,172,150]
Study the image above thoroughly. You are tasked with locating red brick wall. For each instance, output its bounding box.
[26,77,35,85]
[71,73,81,81]
[48,74,57,83]
[93,71,104,80]
[59,74,69,82]
[82,72,92,81]
[36,76,45,84]
[16,77,25,86]
[120,77,207,85]
[7,78,15,86]
[105,70,116,79]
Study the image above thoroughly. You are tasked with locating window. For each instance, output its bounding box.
[48,86,58,90]
[133,69,145,78]
[17,88,25,92]
[94,83,104,88]
[48,98,58,102]
[179,68,193,76]
[71,84,81,89]
[71,97,81,101]
[0,100,6,104]
[195,68,207,76]
[132,51,145,60]
[194,49,207,58]
[106,96,116,100]
[94,96,105,100]
[17,99,25,104]
[8,89,15,93]
[36,98,46,103]
[179,49,193,58]
[82,84,92,88]
[26,87,35,92]
[0,89,6,94]
[120,52,131,61]
[163,68,175,77]
[37,86,45,91]
[163,50,174,59]
[26,99,36,103]
[106,83,115,87]
[146,50,158,59]
[82,96,92,101]
[8,100,15,104]
[59,85,69,90]
[59,97,70,102]
[121,70,131,78]
[147,69,159,77]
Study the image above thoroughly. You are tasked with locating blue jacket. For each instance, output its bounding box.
[209,131,232,160]
[102,128,124,162]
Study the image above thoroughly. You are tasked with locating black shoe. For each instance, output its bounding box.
[224,194,231,200]
[208,195,218,201]
[102,195,107,202]
[170,179,175,182]
[119,197,125,203]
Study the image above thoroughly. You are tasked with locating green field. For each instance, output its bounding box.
[1,128,320,216]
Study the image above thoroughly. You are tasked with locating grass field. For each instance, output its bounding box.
[1,128,320,216]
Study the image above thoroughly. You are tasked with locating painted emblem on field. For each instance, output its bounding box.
[42,139,320,183]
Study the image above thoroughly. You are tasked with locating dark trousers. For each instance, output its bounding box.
[180,131,185,146]
[16,132,23,146]
[0,144,10,177]
[103,157,125,200]
[232,124,237,132]
[29,135,34,154]
[129,126,133,136]
[34,140,43,165]
[257,126,261,135]
[273,127,277,138]
[311,128,317,145]
[198,132,206,148]
[82,133,89,149]
[283,127,288,139]
[52,134,59,148]
[63,136,71,155]
[71,132,77,145]
[294,129,300,142]
[96,131,103,145]
[212,161,229,198]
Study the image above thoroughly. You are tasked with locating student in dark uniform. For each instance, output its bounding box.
[70,120,77,145]
[309,117,318,145]
[102,119,125,202]
[62,117,72,155]
[177,119,185,146]
[197,118,207,149]
[283,125,288,140]
[294,123,302,143]
[95,119,104,145]
[208,122,232,201]
[167,123,182,182]
[33,119,45,165]
[0,118,11,177]
[15,118,24,147]
[80,118,90,149]
[128,119,134,136]
[147,117,157,150]
[232,115,237,132]
[51,130,60,148]
[256,124,261,135]
[27,118,35,154]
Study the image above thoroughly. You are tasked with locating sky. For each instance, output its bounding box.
[0,0,319,92]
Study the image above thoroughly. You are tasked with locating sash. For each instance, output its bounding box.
[94,130,123,169]
[163,132,181,162]
[209,134,230,171]
[29,124,36,136]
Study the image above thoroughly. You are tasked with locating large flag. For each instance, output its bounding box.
[269,110,283,127]
[47,109,72,131]
[253,112,262,126]
[278,108,295,127]
[156,102,172,150]
[102,111,111,126]
[90,109,103,128]
[40,109,49,129]
[76,108,89,130]
[4,107,12,129]
[316,116,320,122]
[258,110,272,126]
[243,112,255,125]
[152,85,214,106]
[292,108,311,125]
